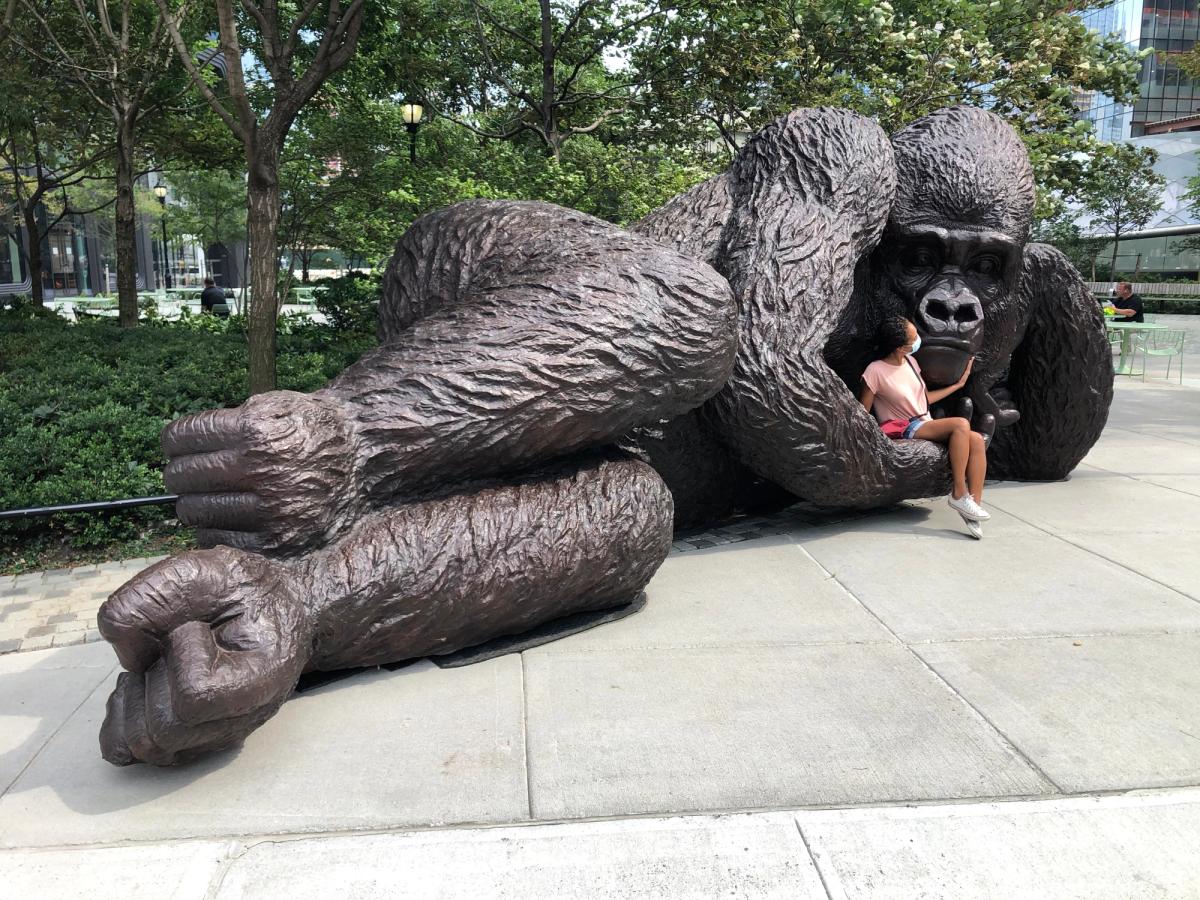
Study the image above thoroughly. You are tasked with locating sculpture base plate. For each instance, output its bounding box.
[431,592,648,669]
[293,593,648,692]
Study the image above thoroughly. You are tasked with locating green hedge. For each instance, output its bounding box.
[0,302,376,558]
[1140,297,1200,315]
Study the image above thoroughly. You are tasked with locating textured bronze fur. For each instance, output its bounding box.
[99,106,1111,765]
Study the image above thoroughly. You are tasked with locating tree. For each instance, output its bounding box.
[1077,145,1163,276]
[165,167,247,291]
[0,41,114,305]
[16,0,180,326]
[1032,209,1108,281]
[631,0,1149,202]
[426,0,687,160]
[155,0,370,393]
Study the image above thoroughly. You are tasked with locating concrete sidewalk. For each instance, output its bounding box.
[2,378,1199,898]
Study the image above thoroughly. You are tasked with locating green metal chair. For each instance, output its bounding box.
[1139,329,1186,384]
[1108,326,1140,374]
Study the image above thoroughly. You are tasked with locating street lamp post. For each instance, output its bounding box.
[401,101,424,164]
[152,183,171,290]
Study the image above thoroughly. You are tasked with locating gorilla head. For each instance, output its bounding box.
[878,107,1035,387]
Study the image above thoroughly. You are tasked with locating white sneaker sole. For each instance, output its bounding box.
[961,515,983,540]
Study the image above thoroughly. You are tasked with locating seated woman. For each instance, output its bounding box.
[860,316,989,525]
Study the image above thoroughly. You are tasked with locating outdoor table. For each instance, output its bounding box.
[1105,320,1167,376]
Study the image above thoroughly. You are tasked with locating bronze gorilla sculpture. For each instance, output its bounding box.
[97,106,1112,765]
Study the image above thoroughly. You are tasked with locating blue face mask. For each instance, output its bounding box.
[909,336,922,355]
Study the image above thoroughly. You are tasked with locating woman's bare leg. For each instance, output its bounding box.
[914,417,971,499]
[967,430,987,503]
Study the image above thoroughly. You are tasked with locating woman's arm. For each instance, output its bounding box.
[926,357,973,405]
[859,384,876,412]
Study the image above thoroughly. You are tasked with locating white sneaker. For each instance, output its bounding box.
[948,492,990,522]
[962,516,983,540]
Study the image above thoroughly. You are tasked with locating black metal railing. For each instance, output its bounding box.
[0,495,178,521]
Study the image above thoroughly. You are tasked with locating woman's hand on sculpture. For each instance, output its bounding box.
[97,548,314,766]
[162,391,360,554]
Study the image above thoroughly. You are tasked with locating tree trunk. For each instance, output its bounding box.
[301,248,311,283]
[1110,234,1120,277]
[539,0,560,160]
[246,145,282,394]
[114,114,139,328]
[20,202,44,304]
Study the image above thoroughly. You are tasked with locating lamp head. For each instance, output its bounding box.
[153,184,167,200]
[401,102,424,126]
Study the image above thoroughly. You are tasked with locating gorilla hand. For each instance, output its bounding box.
[97,549,313,766]
[163,391,360,554]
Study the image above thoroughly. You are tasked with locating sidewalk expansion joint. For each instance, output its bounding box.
[789,541,1064,796]
[983,500,1200,606]
[795,819,836,900]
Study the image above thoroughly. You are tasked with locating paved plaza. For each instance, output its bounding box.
[2,376,1199,897]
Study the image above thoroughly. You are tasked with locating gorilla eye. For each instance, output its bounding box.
[904,246,938,270]
[970,254,1002,277]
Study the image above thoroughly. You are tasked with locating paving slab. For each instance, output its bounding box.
[523,644,1050,820]
[1081,426,1200,475]
[796,505,1200,642]
[918,634,1200,793]
[0,654,528,848]
[214,812,823,900]
[0,840,231,900]
[1104,380,1200,439]
[1134,473,1200,498]
[0,642,115,797]
[799,790,1200,900]
[530,538,893,653]
[984,473,1200,600]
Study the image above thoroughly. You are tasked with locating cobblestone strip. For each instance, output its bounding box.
[0,556,168,655]
[0,502,910,655]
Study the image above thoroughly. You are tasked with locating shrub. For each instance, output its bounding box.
[0,308,376,559]
[313,271,382,334]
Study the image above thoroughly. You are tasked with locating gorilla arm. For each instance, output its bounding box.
[98,453,673,766]
[986,243,1113,480]
[704,108,952,508]
[162,202,737,554]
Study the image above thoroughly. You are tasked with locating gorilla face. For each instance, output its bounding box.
[881,223,1022,387]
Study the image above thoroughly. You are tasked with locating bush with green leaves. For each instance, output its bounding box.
[313,271,381,334]
[0,306,376,558]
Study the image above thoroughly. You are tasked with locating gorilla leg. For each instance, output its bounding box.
[98,453,672,765]
[162,201,737,554]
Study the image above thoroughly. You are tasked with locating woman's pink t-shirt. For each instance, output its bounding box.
[862,357,929,423]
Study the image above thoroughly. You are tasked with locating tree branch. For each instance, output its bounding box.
[472,0,539,51]
[153,0,248,142]
[214,0,257,132]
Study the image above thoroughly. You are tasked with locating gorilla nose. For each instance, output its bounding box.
[917,289,982,336]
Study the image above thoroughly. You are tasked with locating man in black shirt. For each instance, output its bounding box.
[199,277,228,316]
[1111,281,1144,323]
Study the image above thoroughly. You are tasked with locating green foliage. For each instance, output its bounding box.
[165,168,248,251]
[0,311,376,557]
[1032,209,1109,277]
[633,0,1147,207]
[313,272,382,334]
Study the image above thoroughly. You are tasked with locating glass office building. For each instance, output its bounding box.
[1079,0,1200,275]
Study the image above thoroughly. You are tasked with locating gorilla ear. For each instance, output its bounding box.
[890,106,1034,244]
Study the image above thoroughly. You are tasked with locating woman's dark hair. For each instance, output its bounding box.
[875,316,912,359]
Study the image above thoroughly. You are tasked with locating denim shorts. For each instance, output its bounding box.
[903,416,927,439]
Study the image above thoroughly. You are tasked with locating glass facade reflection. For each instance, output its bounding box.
[1081,0,1200,138]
